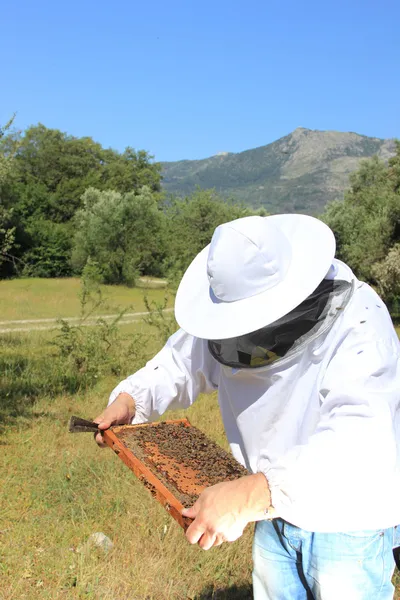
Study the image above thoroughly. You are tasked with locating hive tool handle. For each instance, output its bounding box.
[68,415,103,433]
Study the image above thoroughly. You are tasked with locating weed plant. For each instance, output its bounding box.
[143,289,177,344]
[0,275,156,428]
[52,274,150,390]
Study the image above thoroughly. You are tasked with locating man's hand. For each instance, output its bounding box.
[94,393,135,447]
[182,473,271,550]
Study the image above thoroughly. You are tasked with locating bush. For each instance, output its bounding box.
[22,219,73,277]
[71,186,166,285]
[322,144,400,318]
[373,244,400,319]
[51,274,151,389]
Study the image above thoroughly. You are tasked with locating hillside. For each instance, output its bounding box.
[161,128,396,214]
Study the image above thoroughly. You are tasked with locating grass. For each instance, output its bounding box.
[0,278,169,321]
[0,279,399,599]
[0,278,252,599]
[0,319,158,428]
[0,381,254,600]
[395,571,400,600]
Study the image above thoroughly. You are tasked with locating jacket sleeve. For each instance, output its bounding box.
[259,335,400,532]
[108,328,220,424]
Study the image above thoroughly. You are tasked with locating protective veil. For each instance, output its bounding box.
[208,279,353,369]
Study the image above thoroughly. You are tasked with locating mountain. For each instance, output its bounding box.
[161,128,396,215]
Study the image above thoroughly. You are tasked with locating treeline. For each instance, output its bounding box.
[0,122,260,282]
[1,119,399,312]
[323,142,400,312]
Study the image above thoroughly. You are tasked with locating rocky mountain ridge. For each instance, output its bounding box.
[161,128,396,214]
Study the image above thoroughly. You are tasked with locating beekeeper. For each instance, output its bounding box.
[95,214,400,600]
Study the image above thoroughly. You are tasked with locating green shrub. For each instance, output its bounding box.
[71,186,166,284]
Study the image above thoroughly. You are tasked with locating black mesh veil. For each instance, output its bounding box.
[208,279,353,369]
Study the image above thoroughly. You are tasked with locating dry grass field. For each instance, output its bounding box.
[0,385,254,600]
[0,277,169,321]
[0,281,399,599]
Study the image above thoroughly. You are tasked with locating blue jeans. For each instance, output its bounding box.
[253,518,400,600]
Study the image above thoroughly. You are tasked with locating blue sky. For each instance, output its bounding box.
[2,0,399,161]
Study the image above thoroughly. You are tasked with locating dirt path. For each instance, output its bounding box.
[0,308,174,333]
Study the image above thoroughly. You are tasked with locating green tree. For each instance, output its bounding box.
[71,186,166,285]
[0,116,17,183]
[373,244,400,302]
[322,150,400,281]
[22,219,74,277]
[163,189,259,282]
[104,147,162,194]
[0,116,20,267]
[10,124,161,223]
[388,140,400,192]
[322,143,400,311]
[9,125,104,222]
[1,123,162,277]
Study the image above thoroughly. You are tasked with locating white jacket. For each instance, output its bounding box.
[109,260,400,532]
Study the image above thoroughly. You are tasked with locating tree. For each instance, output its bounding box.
[9,125,103,222]
[0,116,20,267]
[322,143,400,312]
[373,244,400,302]
[162,189,260,282]
[104,147,162,194]
[0,116,17,182]
[322,148,400,282]
[22,219,74,277]
[71,186,166,285]
[1,123,163,277]
[388,141,400,193]
[9,124,161,223]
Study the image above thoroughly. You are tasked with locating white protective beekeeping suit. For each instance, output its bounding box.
[108,216,400,533]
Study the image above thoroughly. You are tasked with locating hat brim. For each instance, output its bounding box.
[175,214,336,340]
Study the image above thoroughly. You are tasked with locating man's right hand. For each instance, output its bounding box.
[94,393,136,447]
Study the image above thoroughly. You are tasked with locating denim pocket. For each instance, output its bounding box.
[309,529,394,596]
[340,529,384,539]
[325,529,386,560]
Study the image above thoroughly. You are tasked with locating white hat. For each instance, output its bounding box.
[175,214,336,340]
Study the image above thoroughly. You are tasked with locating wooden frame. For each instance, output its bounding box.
[103,419,193,530]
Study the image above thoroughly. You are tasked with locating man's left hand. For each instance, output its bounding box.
[182,473,271,550]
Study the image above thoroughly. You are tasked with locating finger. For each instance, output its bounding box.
[182,505,198,519]
[185,521,205,545]
[213,534,225,547]
[93,411,113,426]
[94,408,127,429]
[93,413,106,425]
[94,432,107,447]
[199,532,216,551]
[96,419,113,430]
